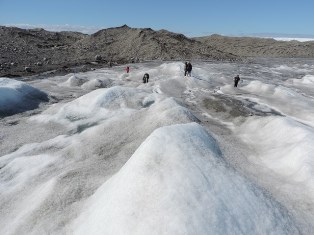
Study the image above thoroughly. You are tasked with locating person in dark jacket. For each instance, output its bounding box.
[143,73,149,83]
[184,62,188,76]
[234,75,240,87]
[186,62,192,77]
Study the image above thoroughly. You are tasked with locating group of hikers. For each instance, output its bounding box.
[125,66,149,83]
[184,62,241,87]
[125,62,241,87]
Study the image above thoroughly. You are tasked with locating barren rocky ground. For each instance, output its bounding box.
[1,24,314,78]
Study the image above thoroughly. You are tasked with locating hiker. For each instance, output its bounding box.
[234,75,240,87]
[184,62,188,76]
[126,66,130,73]
[186,62,192,77]
[143,73,149,83]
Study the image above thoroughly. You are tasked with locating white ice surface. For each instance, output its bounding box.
[1,59,314,234]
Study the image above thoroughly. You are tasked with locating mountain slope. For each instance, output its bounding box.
[73,25,238,62]
[195,34,314,58]
[0,25,238,77]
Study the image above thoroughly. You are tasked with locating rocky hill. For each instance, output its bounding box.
[1,25,314,77]
[72,25,237,62]
[0,26,87,77]
[0,25,238,77]
[195,34,314,58]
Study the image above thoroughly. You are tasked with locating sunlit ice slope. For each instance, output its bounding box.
[73,123,299,235]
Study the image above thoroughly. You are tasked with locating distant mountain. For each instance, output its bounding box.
[0,25,239,77]
[72,25,238,62]
[1,25,314,77]
[195,34,314,58]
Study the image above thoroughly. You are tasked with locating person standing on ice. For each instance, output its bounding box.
[126,66,130,73]
[184,62,188,76]
[234,75,240,87]
[186,62,192,77]
[143,73,149,83]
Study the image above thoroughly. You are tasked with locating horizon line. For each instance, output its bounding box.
[2,23,314,40]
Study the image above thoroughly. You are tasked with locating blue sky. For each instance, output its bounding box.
[0,0,313,37]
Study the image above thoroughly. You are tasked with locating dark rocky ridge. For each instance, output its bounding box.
[0,26,88,77]
[1,25,314,77]
[73,25,237,62]
[0,25,238,77]
[195,34,314,58]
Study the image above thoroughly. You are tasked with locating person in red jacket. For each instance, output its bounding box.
[126,66,130,73]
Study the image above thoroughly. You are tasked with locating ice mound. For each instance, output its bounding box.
[242,81,300,100]
[146,97,199,123]
[219,84,236,94]
[237,116,314,187]
[59,86,149,111]
[81,78,112,90]
[241,80,276,94]
[273,65,310,73]
[61,75,87,87]
[292,75,314,86]
[0,77,48,116]
[158,62,182,77]
[300,75,314,84]
[73,123,299,235]
[31,86,155,131]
